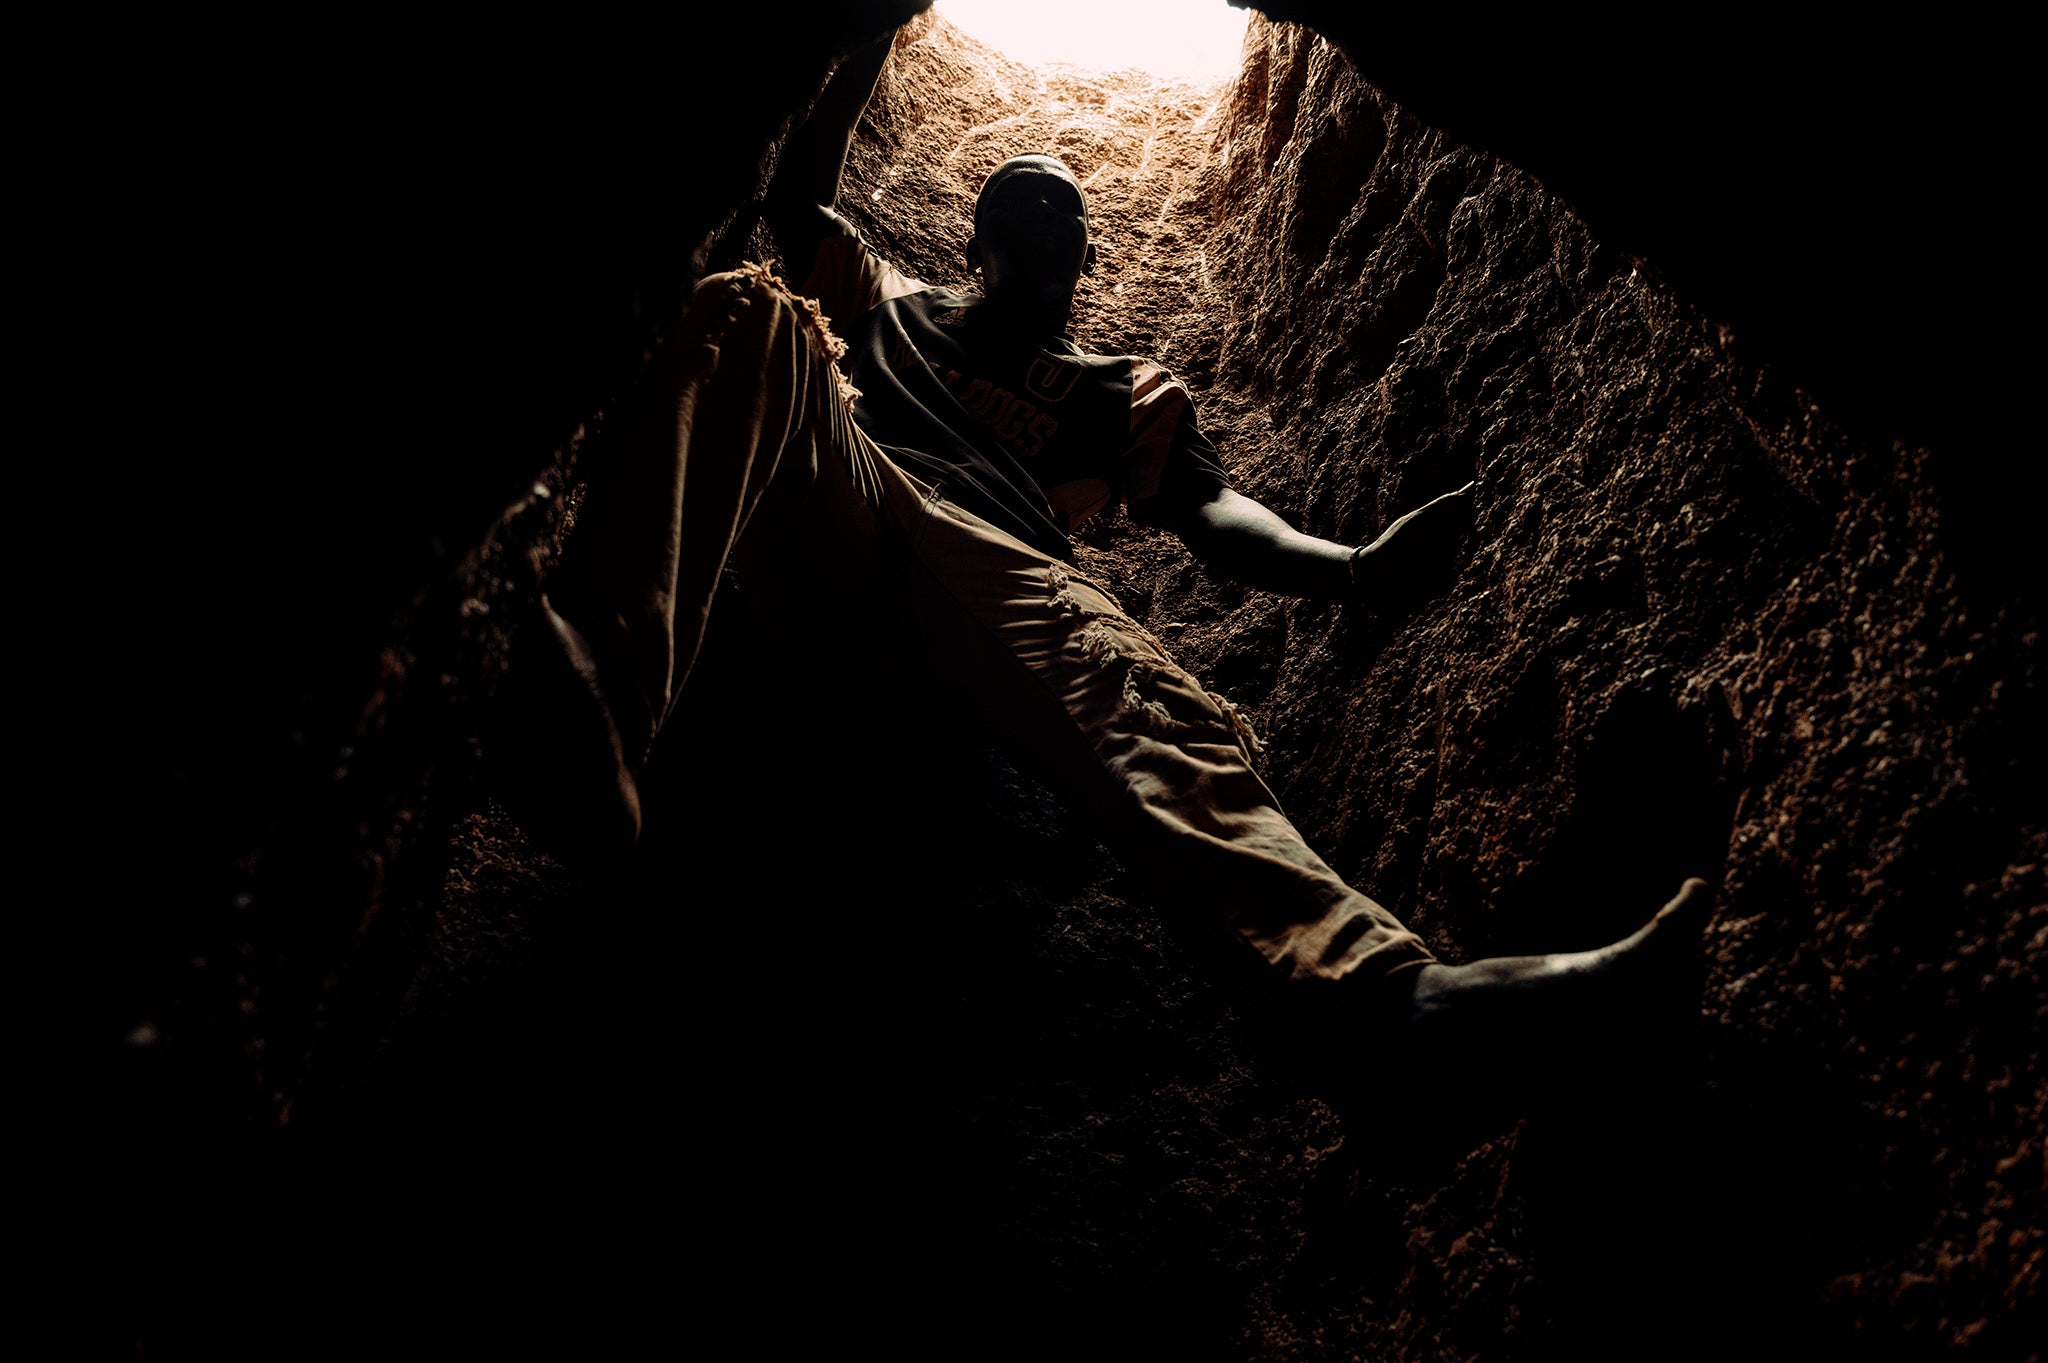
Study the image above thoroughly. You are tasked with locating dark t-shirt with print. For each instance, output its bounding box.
[800,216,1231,562]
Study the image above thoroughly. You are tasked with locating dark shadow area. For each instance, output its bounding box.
[1513,1070,1844,1362]
[76,5,2042,1359]
[1239,4,2027,502]
[1510,686,1738,952]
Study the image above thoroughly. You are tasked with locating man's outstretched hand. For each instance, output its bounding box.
[1156,481,1477,604]
[1349,480,1477,614]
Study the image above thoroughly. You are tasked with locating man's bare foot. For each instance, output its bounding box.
[1401,878,1715,1061]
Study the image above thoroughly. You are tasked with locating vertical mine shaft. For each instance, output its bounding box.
[833,13,2042,1358]
[142,10,2032,1358]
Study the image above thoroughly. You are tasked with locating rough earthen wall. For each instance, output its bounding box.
[98,9,2040,1359]
[800,15,2041,1357]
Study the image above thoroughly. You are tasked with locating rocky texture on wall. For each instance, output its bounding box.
[87,2,921,1143]
[804,15,2043,1357]
[93,7,2039,1360]
[1230,5,2027,491]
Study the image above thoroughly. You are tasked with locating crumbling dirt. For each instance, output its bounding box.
[101,10,2040,1361]
[802,14,2041,1358]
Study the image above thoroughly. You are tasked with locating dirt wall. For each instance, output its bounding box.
[813,14,2043,1358]
[87,8,2040,1359]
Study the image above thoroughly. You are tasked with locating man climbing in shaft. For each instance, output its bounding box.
[494,28,1712,1059]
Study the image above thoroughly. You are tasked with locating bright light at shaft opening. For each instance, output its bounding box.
[932,0,1250,79]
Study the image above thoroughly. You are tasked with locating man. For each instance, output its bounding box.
[496,30,1710,1055]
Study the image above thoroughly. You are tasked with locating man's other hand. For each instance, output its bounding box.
[1348,481,1477,613]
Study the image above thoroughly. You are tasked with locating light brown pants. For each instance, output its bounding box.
[554,263,1434,1017]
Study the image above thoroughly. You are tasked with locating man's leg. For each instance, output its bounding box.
[886,495,1436,1022]
[493,264,893,862]
[887,493,1713,1038]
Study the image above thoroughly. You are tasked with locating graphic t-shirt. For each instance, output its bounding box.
[801,218,1231,561]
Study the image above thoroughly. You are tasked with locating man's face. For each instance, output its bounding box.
[969,159,1096,319]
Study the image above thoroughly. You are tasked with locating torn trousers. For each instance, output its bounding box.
[554,263,1435,1018]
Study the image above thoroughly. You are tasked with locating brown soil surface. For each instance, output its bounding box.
[818,15,2040,1357]
[97,11,2040,1361]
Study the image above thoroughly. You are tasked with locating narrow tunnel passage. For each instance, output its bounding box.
[105,7,2041,1359]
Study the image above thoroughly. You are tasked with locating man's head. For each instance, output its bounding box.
[967,154,1097,327]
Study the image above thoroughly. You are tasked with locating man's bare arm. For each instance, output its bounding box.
[1150,488,1356,599]
[1150,483,1476,606]
[763,31,897,281]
